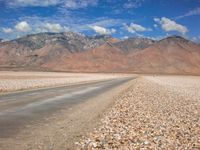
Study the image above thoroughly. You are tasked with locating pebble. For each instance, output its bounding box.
[77,76,200,149]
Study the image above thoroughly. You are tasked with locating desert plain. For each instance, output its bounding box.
[0,71,126,93]
[0,72,199,150]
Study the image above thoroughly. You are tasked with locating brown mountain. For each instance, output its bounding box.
[0,32,113,69]
[128,36,200,74]
[114,37,155,53]
[41,36,200,75]
[0,33,200,75]
[42,42,129,72]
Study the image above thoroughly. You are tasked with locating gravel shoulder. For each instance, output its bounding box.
[78,76,200,149]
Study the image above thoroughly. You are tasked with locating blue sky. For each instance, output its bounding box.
[0,0,200,41]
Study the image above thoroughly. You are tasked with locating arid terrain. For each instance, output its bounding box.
[0,74,199,150]
[0,29,200,150]
[0,33,200,150]
[0,71,125,93]
[0,72,133,150]
[1,0,200,149]
[78,76,200,149]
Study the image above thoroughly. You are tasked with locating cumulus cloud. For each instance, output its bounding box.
[15,21,32,32]
[124,23,150,33]
[44,23,67,32]
[37,23,69,33]
[90,25,116,35]
[176,7,200,19]
[1,21,70,39]
[2,28,13,33]
[154,17,188,34]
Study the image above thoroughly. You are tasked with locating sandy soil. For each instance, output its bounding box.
[78,76,200,149]
[0,71,127,93]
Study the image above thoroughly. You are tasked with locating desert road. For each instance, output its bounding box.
[0,77,132,139]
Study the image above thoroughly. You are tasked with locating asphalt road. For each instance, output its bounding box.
[0,77,132,138]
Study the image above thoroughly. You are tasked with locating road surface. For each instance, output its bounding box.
[0,77,132,138]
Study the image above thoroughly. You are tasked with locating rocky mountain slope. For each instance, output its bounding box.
[0,32,112,68]
[42,42,129,72]
[129,36,200,74]
[15,32,111,52]
[41,35,200,74]
[0,32,200,75]
[114,37,155,53]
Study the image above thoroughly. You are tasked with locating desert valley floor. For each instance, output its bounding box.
[0,72,199,150]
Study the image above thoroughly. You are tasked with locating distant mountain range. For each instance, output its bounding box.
[0,32,200,75]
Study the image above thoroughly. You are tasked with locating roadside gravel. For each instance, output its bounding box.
[0,72,125,93]
[78,76,200,149]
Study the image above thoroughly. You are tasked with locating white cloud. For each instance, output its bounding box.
[15,21,32,32]
[123,0,144,9]
[154,17,188,35]
[124,23,150,33]
[64,0,98,9]
[122,36,129,39]
[8,0,98,8]
[1,21,70,39]
[35,23,69,33]
[8,0,60,7]
[90,25,116,35]
[176,7,200,19]
[90,18,123,28]
[192,36,200,43]
[1,39,10,42]
[44,23,68,32]
[2,28,13,33]
[192,37,197,41]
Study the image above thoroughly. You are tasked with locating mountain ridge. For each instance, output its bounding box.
[0,32,200,75]
[114,37,156,53]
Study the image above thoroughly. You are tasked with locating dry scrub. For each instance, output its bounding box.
[78,76,200,149]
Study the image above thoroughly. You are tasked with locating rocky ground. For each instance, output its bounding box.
[0,71,124,93]
[0,76,133,150]
[78,76,200,149]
